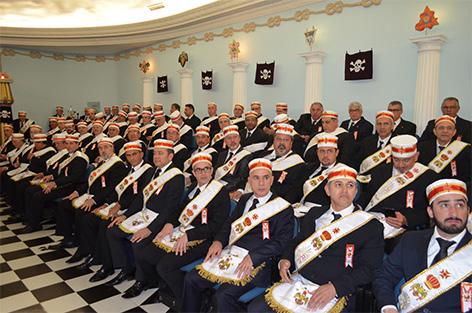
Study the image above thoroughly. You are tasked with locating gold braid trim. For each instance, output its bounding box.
[118,224,134,234]
[264,281,347,313]
[195,262,265,286]
[153,239,205,253]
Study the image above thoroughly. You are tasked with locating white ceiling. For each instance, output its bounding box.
[0,0,216,28]
[0,0,322,55]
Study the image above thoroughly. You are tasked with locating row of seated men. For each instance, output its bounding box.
[1,104,471,313]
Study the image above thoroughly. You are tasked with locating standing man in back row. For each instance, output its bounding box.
[340,101,373,142]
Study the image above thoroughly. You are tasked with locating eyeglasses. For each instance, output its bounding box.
[194,167,212,174]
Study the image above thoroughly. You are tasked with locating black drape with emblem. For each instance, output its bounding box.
[157,75,168,93]
[201,70,213,90]
[345,50,373,80]
[255,62,275,85]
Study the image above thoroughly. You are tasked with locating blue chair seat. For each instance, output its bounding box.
[180,258,204,272]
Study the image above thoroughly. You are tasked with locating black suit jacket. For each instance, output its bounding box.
[28,147,56,174]
[215,147,252,192]
[340,117,373,142]
[359,163,438,229]
[296,114,323,137]
[421,116,471,143]
[215,193,294,286]
[185,115,201,131]
[117,166,154,210]
[392,118,417,137]
[201,116,220,138]
[54,155,88,187]
[373,229,472,312]
[305,131,359,169]
[283,206,384,299]
[358,134,393,172]
[418,139,471,183]
[293,162,332,206]
[77,160,128,206]
[124,163,185,233]
[169,180,230,242]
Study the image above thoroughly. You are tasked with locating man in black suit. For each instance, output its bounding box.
[292,133,339,217]
[421,97,472,143]
[248,164,384,312]
[169,111,194,152]
[251,101,270,130]
[240,111,269,155]
[295,102,324,141]
[418,115,471,183]
[210,113,232,153]
[304,111,358,169]
[358,111,395,175]
[359,135,438,248]
[165,123,190,170]
[23,134,88,233]
[388,101,417,136]
[184,104,201,131]
[131,153,230,306]
[53,105,65,117]
[340,101,373,142]
[373,179,471,313]
[231,103,246,130]
[60,138,128,277]
[106,139,184,298]
[201,102,220,138]
[214,125,252,201]
[260,123,304,203]
[181,158,294,313]
[12,111,34,139]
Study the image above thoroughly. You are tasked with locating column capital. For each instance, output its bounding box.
[141,75,155,82]
[177,68,193,78]
[299,51,326,64]
[227,62,249,72]
[410,34,447,52]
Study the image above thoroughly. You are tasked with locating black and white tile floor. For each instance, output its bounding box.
[0,200,169,312]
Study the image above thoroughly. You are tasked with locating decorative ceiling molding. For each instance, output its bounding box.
[0,0,381,62]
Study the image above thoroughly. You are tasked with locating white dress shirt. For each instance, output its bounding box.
[243,192,272,215]
[314,204,355,229]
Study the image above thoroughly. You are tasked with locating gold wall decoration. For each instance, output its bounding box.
[0,0,381,63]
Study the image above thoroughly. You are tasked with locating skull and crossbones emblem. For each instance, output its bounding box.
[0,110,11,120]
[202,76,212,86]
[260,69,271,80]
[349,59,366,72]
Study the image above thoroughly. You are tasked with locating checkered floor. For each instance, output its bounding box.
[0,200,170,313]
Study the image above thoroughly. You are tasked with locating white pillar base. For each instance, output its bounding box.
[299,51,326,112]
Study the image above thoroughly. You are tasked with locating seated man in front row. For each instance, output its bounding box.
[248,164,384,313]
[130,152,230,306]
[182,158,294,313]
[373,179,471,313]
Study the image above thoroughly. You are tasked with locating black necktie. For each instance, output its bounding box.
[349,121,356,131]
[246,131,252,139]
[432,238,455,265]
[153,168,161,178]
[439,146,445,151]
[248,198,259,212]
[192,188,201,199]
[377,140,384,150]
[130,167,135,174]
[226,152,234,163]
[331,212,342,223]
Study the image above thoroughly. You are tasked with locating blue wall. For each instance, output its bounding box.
[3,0,471,129]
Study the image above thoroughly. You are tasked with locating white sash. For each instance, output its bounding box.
[304,128,347,156]
[174,143,186,155]
[58,151,89,174]
[115,163,152,199]
[8,143,29,163]
[214,149,251,181]
[20,120,34,133]
[22,144,35,157]
[47,127,60,136]
[257,116,269,127]
[109,135,123,143]
[428,141,469,174]
[265,274,346,313]
[202,116,218,126]
[151,122,169,138]
[87,155,122,187]
[154,180,224,252]
[32,146,55,158]
[140,123,154,134]
[11,170,36,182]
[118,208,159,234]
[229,197,290,246]
[270,153,304,172]
[231,117,245,125]
[142,167,182,205]
[359,144,392,174]
[180,124,192,137]
[398,242,472,313]
[78,132,93,143]
[211,132,225,146]
[468,213,472,234]
[0,137,12,153]
[244,142,268,153]
[365,163,429,212]
[46,149,68,169]
[295,211,374,270]
[7,163,29,176]
[83,133,106,151]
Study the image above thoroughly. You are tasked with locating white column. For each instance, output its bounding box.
[299,51,326,112]
[142,75,154,107]
[178,68,193,105]
[228,62,249,107]
[410,34,446,133]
